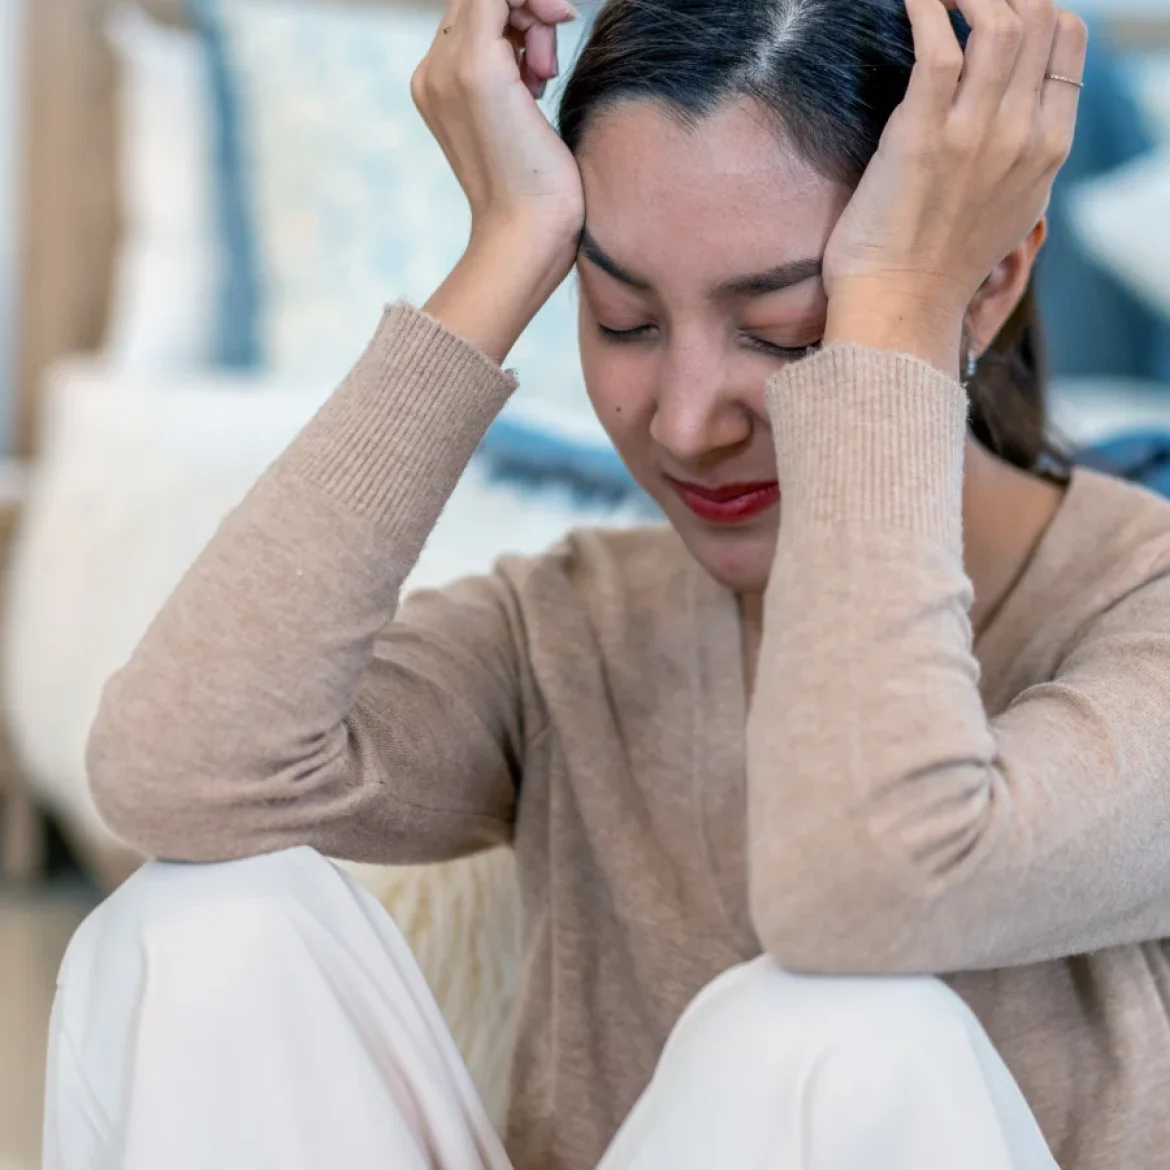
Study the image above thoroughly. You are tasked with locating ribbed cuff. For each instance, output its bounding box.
[283,302,517,532]
[766,345,969,548]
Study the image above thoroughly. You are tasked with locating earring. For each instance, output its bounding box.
[964,347,979,384]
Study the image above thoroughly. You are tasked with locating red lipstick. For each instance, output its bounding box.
[667,478,780,525]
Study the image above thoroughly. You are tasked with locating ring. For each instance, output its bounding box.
[1044,73,1083,89]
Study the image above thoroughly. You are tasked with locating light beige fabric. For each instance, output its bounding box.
[89,305,1170,1170]
[45,847,1056,1170]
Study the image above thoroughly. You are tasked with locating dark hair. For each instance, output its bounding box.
[559,0,1066,474]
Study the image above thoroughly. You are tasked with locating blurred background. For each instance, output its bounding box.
[1,0,1169,1167]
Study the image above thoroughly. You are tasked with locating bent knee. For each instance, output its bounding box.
[669,956,978,1069]
[60,847,339,987]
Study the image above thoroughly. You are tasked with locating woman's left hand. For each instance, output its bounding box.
[822,0,1087,365]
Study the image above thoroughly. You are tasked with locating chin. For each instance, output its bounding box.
[670,511,779,595]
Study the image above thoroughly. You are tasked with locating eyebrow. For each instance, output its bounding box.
[578,228,823,298]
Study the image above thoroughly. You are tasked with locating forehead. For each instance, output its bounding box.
[575,98,849,282]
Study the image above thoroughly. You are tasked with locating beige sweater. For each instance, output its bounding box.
[90,305,1170,1170]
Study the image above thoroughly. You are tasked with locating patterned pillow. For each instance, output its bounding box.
[196,0,636,492]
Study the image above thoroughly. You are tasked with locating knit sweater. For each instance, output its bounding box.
[90,304,1170,1170]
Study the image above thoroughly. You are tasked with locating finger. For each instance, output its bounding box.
[902,0,967,124]
[525,21,559,81]
[1038,10,1088,153]
[520,58,547,99]
[506,2,561,84]
[951,0,1024,119]
[504,24,546,97]
[998,0,1059,119]
[1041,8,1087,107]
[512,0,577,26]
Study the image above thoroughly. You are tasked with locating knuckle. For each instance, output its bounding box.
[453,59,485,91]
[989,11,1024,43]
[410,63,427,96]
[996,124,1030,164]
[944,119,980,155]
[927,44,964,78]
[1042,125,1073,165]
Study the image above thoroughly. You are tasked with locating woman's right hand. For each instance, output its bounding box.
[413,0,584,256]
[413,0,583,363]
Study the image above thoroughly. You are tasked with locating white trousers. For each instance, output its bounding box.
[43,847,1058,1170]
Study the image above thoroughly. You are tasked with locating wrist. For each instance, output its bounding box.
[824,280,966,381]
[424,225,577,366]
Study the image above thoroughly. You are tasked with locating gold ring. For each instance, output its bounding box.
[1044,73,1084,89]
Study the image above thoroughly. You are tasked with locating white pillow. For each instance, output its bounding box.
[1069,150,1170,322]
[104,5,221,370]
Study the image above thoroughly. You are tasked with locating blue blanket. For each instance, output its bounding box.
[1085,432,1170,498]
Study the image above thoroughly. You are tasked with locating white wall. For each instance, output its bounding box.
[0,0,21,457]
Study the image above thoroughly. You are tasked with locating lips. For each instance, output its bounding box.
[667,478,780,525]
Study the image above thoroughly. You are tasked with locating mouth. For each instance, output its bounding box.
[666,477,781,526]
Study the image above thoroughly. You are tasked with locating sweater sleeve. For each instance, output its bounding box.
[747,344,1170,975]
[88,304,528,865]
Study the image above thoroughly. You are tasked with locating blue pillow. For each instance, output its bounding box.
[1083,432,1170,498]
[1038,22,1170,383]
[477,416,652,504]
[189,0,262,369]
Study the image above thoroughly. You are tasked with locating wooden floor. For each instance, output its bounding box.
[0,883,94,1170]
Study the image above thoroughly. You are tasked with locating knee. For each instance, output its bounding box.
[58,847,341,1006]
[667,956,980,1074]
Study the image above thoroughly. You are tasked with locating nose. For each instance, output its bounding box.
[648,337,753,465]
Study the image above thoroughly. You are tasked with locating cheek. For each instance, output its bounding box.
[578,307,656,465]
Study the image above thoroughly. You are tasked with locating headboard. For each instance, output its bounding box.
[16,1,1170,460]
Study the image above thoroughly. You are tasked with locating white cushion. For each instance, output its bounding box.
[104,5,220,370]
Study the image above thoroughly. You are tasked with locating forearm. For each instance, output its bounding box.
[88,305,516,860]
[823,282,966,381]
[747,344,987,972]
[425,224,577,365]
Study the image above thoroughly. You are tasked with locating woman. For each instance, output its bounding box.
[45,0,1170,1166]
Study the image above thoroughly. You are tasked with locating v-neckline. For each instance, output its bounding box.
[970,468,1091,684]
[686,555,754,948]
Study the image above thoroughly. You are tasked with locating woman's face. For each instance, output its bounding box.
[576,99,851,595]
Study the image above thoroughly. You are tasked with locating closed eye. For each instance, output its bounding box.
[744,336,823,360]
[597,324,654,342]
[598,323,822,361]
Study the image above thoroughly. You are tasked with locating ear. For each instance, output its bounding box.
[966,219,1048,356]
